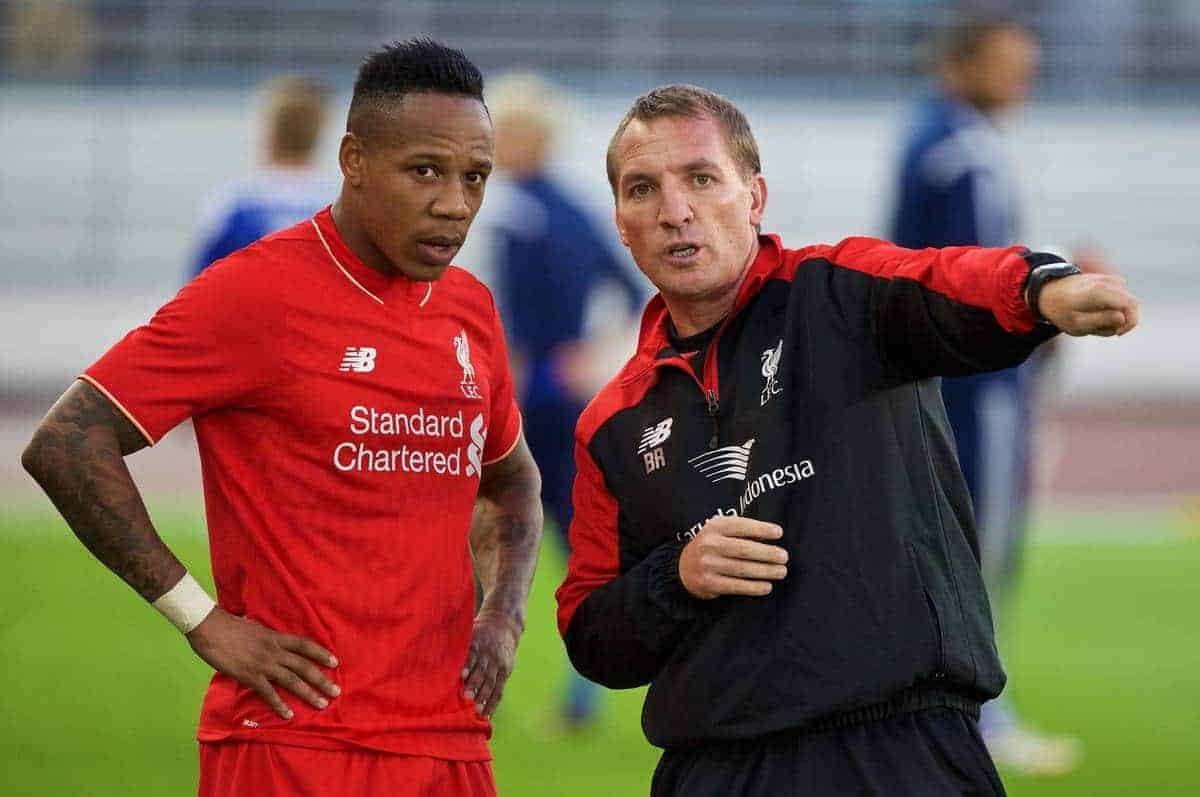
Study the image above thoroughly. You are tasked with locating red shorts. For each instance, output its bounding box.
[198,742,496,797]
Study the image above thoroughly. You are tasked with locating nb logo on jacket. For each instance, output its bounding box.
[637,417,673,474]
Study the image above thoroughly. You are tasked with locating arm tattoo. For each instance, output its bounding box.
[471,438,543,629]
[22,381,185,601]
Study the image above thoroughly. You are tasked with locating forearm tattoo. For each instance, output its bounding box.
[484,514,540,630]
[472,443,543,629]
[23,381,184,601]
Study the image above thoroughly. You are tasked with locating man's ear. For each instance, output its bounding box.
[339,132,365,188]
[748,174,768,228]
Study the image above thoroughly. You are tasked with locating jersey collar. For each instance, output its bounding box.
[311,206,434,307]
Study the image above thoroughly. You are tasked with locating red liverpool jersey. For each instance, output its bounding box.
[84,207,522,760]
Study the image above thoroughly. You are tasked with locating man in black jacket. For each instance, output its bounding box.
[554,85,1138,796]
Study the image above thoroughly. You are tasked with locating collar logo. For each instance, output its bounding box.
[339,346,377,373]
[454,330,482,399]
[760,340,783,406]
[689,438,756,483]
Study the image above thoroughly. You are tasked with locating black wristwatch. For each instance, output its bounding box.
[1024,261,1082,323]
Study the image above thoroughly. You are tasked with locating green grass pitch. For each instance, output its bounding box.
[1,504,1197,796]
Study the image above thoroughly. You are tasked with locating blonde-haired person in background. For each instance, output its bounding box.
[188,74,335,278]
[486,71,645,729]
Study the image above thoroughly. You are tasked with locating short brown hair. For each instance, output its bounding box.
[264,75,330,161]
[937,17,1030,67]
[606,84,761,195]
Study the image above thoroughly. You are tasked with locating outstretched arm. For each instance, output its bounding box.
[464,435,543,716]
[22,379,340,720]
[812,238,1139,381]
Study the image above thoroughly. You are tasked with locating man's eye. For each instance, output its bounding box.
[630,184,651,199]
[466,172,487,185]
[414,166,437,178]
[695,174,712,186]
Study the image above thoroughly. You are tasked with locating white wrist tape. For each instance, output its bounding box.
[153,573,217,634]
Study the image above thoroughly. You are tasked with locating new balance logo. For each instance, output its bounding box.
[638,417,673,475]
[689,438,756,483]
[637,418,673,454]
[339,346,377,373]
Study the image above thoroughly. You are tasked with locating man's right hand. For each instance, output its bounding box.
[679,517,789,599]
[185,607,340,719]
[1037,273,1139,337]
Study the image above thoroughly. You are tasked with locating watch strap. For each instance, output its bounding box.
[1026,261,1083,323]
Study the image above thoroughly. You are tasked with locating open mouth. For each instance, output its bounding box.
[416,236,463,265]
[664,243,702,262]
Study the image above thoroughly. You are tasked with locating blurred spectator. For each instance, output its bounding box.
[889,16,1083,776]
[188,75,333,278]
[487,71,644,729]
[6,1,93,75]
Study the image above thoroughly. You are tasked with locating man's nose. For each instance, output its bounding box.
[432,180,471,220]
[657,182,693,229]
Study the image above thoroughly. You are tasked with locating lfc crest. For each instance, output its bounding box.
[760,339,782,406]
[454,329,481,399]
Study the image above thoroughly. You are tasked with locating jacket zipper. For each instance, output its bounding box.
[631,240,770,453]
[698,317,733,449]
[651,361,722,450]
[650,321,731,449]
[705,389,720,448]
[646,299,740,450]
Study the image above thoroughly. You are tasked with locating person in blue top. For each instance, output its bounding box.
[488,72,645,728]
[188,75,334,278]
[890,17,1082,776]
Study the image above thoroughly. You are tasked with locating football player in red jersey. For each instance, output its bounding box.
[23,39,541,797]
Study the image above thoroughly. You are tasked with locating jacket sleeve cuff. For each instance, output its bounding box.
[646,539,704,622]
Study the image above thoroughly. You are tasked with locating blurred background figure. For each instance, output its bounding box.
[486,71,645,730]
[188,75,333,278]
[6,1,93,77]
[889,16,1081,776]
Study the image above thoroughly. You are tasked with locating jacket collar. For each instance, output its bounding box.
[623,233,784,381]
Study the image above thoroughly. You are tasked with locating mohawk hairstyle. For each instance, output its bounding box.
[348,38,485,141]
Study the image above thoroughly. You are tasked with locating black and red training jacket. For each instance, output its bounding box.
[555,234,1059,749]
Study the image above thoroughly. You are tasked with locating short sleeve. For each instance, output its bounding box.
[482,293,522,465]
[82,255,283,445]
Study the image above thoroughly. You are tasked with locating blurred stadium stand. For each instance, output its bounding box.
[4,1,1200,89]
[2,1,1198,500]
